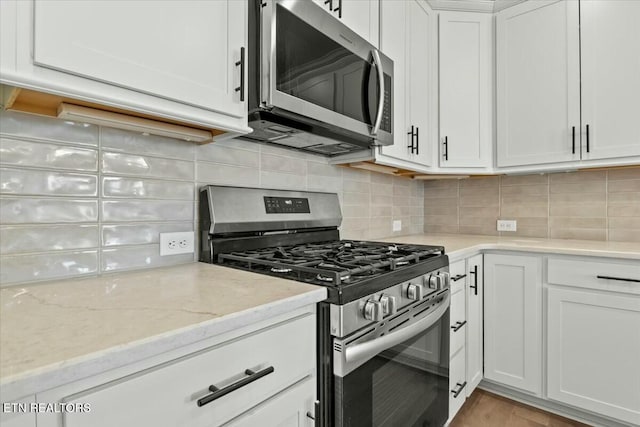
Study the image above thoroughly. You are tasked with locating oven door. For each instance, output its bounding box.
[261,0,393,145]
[333,293,450,427]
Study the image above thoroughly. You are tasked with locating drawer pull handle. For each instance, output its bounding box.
[451,381,467,398]
[197,366,275,407]
[469,265,478,295]
[451,320,467,332]
[596,275,640,283]
[452,274,466,282]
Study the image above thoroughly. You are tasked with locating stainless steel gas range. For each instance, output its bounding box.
[199,185,450,427]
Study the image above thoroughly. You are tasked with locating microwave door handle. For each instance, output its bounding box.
[371,49,385,136]
[343,293,450,370]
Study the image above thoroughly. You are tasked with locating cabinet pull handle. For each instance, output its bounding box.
[306,400,320,426]
[469,265,478,295]
[451,381,467,398]
[324,0,333,11]
[443,136,448,161]
[572,126,575,154]
[235,47,245,102]
[407,125,415,153]
[451,320,467,332]
[596,275,640,283]
[416,126,419,155]
[586,124,590,153]
[334,0,342,18]
[197,366,274,407]
[452,274,467,282]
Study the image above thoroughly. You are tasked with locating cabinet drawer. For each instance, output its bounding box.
[449,349,467,420]
[547,257,640,294]
[47,314,315,427]
[450,286,466,357]
[449,260,467,294]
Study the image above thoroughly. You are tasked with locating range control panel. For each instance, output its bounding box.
[264,196,310,214]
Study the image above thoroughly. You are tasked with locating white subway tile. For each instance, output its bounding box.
[101,200,193,222]
[0,225,99,255]
[197,143,259,167]
[102,223,193,246]
[102,152,194,181]
[0,110,98,146]
[101,127,195,160]
[0,138,98,171]
[0,197,98,223]
[197,162,259,186]
[0,167,97,196]
[102,177,193,200]
[0,250,98,286]
[102,245,193,273]
[260,171,307,190]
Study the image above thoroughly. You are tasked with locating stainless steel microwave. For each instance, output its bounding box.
[242,0,394,156]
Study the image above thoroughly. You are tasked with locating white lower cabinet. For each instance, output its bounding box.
[0,396,36,427]
[546,259,640,425]
[449,348,467,420]
[36,311,317,427]
[484,253,542,395]
[465,254,483,395]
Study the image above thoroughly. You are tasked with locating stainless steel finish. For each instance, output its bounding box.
[379,294,397,316]
[333,291,450,376]
[407,283,424,301]
[363,300,383,322]
[202,186,342,235]
[427,274,440,290]
[329,267,449,337]
[258,0,393,147]
[371,49,385,136]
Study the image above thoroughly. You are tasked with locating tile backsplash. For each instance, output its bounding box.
[424,168,640,242]
[0,110,423,286]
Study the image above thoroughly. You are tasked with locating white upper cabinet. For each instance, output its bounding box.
[378,0,434,170]
[1,0,250,136]
[33,0,245,117]
[496,0,581,167]
[313,0,379,47]
[580,0,640,160]
[439,12,492,169]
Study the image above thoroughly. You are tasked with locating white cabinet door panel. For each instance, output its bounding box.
[496,0,580,167]
[580,0,640,160]
[340,0,379,47]
[484,254,542,395]
[547,287,640,425]
[33,0,245,117]
[466,254,483,395]
[439,12,492,168]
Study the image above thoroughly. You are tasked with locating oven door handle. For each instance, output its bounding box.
[344,293,450,370]
[370,49,385,136]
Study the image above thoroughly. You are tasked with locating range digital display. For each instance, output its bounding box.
[264,196,310,214]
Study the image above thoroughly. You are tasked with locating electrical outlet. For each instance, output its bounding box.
[160,231,194,256]
[497,220,517,232]
[392,220,402,232]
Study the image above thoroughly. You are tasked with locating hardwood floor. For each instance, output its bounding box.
[449,389,592,427]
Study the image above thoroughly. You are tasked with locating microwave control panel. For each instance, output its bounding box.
[380,74,392,133]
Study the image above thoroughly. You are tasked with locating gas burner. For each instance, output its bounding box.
[271,267,292,273]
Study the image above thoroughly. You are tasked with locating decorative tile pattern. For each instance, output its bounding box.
[424,167,640,242]
[0,110,422,286]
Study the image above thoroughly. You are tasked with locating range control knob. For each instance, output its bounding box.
[439,272,451,289]
[427,274,441,290]
[407,283,424,301]
[379,294,397,316]
[363,300,383,321]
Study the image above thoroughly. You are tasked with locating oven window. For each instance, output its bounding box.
[275,5,377,125]
[335,310,450,427]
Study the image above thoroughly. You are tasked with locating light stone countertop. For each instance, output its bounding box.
[380,233,640,261]
[0,263,326,400]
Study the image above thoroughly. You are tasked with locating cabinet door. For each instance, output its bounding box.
[340,0,379,47]
[226,378,315,427]
[33,0,246,118]
[484,254,542,395]
[466,254,483,395]
[439,12,492,168]
[580,0,640,160]
[405,0,434,168]
[0,396,36,427]
[496,0,580,167]
[547,287,640,425]
[449,348,467,421]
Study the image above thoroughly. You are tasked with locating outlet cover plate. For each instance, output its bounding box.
[497,220,517,232]
[160,231,195,256]
[392,220,402,232]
